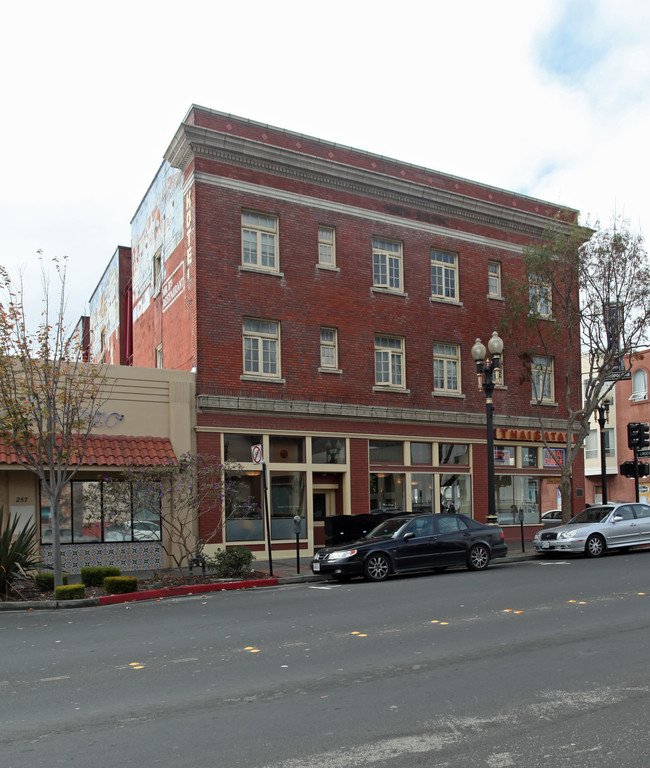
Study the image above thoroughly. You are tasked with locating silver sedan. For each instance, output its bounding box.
[533,502,650,557]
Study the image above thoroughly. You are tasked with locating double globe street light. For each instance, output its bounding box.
[471,331,504,526]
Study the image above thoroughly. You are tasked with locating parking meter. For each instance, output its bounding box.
[293,515,302,535]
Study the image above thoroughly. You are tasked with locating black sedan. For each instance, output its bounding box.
[311,513,507,582]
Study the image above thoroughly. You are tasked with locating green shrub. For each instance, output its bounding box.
[103,576,138,594]
[0,506,42,599]
[34,572,68,591]
[205,546,254,578]
[80,566,121,587]
[55,584,85,600]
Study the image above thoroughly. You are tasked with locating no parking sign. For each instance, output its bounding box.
[251,444,263,465]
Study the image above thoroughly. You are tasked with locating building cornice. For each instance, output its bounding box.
[196,394,569,432]
[165,123,572,240]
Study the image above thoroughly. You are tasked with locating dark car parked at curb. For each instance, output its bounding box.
[311,513,507,582]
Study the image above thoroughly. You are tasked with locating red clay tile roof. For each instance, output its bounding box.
[0,435,178,467]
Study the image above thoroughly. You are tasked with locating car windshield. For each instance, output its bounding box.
[364,518,411,539]
[569,506,613,525]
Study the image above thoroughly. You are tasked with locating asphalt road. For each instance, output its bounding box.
[2,551,650,767]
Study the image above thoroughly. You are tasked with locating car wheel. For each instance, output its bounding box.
[585,534,606,558]
[364,553,391,581]
[467,544,490,571]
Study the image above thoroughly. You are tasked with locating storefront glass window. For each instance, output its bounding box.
[369,473,405,511]
[438,443,469,465]
[270,436,305,463]
[495,475,539,524]
[494,445,516,466]
[40,481,162,544]
[522,447,538,467]
[71,481,101,541]
[40,484,72,544]
[440,474,471,515]
[369,440,403,464]
[312,437,346,464]
[271,472,306,538]
[224,433,262,463]
[225,472,264,541]
[410,442,432,465]
[411,473,434,513]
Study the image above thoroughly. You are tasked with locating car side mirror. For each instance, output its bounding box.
[612,515,623,523]
[403,531,416,541]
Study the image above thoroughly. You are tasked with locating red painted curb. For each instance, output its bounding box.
[97,578,278,606]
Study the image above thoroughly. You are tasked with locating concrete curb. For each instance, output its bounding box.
[0,553,538,611]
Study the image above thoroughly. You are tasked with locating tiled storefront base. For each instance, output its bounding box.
[40,543,164,574]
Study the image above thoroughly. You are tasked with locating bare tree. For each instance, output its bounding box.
[0,255,110,586]
[100,453,246,577]
[502,216,650,522]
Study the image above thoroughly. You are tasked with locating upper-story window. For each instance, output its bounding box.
[242,212,278,272]
[529,274,552,317]
[243,318,280,379]
[631,369,648,402]
[318,226,336,268]
[153,248,163,296]
[488,260,501,297]
[433,343,460,394]
[375,335,405,388]
[320,327,338,370]
[430,250,458,301]
[372,238,403,292]
[531,355,554,403]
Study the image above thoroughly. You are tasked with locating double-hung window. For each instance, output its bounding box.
[433,343,460,394]
[631,369,648,401]
[320,327,338,370]
[529,274,552,317]
[375,335,404,388]
[242,212,278,271]
[243,318,280,378]
[372,238,402,292]
[153,248,162,296]
[531,355,554,403]
[431,250,458,301]
[318,226,336,267]
[488,261,501,297]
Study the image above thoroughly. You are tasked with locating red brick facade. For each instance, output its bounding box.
[97,105,585,555]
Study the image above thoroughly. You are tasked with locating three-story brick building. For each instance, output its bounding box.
[91,104,585,557]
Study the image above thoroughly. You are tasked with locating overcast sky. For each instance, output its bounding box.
[1,0,649,326]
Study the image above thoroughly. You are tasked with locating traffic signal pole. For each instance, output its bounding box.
[625,422,650,502]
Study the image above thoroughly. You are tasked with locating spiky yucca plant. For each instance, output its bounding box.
[0,506,41,599]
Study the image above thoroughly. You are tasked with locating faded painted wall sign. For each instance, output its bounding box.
[162,262,185,312]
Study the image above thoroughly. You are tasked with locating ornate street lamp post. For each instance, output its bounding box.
[471,331,504,526]
[594,396,611,504]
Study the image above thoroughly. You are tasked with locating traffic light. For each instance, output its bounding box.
[620,461,650,478]
[628,422,642,449]
[641,423,650,450]
[621,461,636,477]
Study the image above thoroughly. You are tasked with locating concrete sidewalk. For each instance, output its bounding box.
[257,546,539,583]
[0,547,540,611]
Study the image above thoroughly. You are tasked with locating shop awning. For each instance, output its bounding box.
[0,435,178,468]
